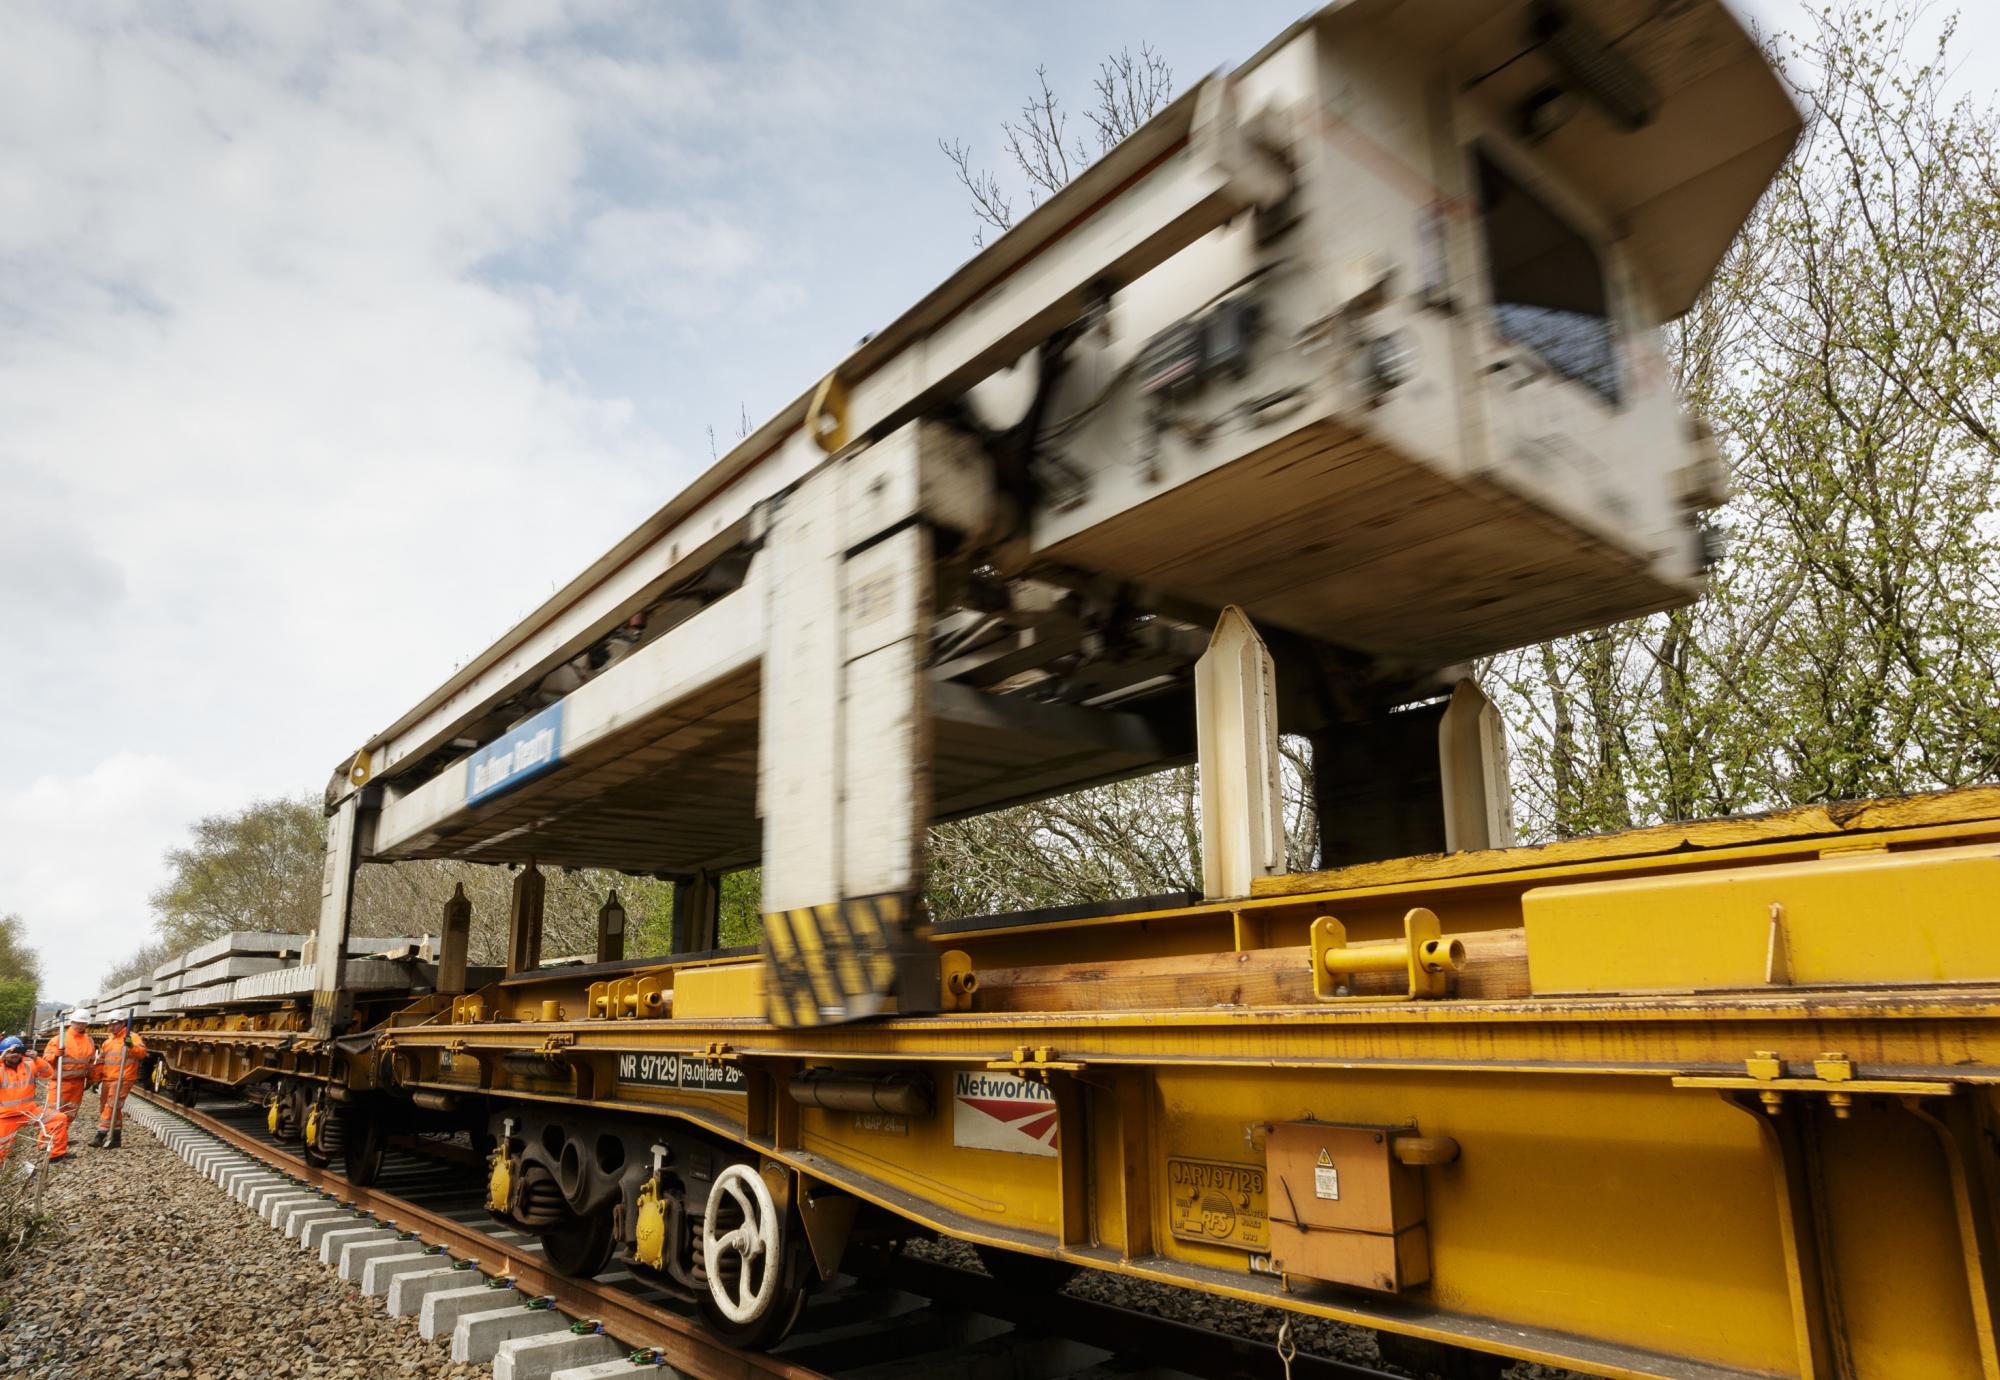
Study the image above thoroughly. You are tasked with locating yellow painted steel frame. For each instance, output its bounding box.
[145,1028,335,1093]
[221,790,2000,1376]
[143,1007,321,1093]
[144,995,438,1096]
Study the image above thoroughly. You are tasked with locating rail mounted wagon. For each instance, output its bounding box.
[125,4,2000,1376]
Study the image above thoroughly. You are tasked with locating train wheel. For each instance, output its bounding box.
[344,1109,387,1187]
[301,1092,340,1168]
[538,1206,616,1277]
[697,1164,804,1349]
[974,1243,1078,1293]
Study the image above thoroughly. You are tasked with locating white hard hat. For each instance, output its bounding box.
[105,1009,127,1024]
[67,1008,91,1024]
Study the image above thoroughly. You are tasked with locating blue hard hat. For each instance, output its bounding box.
[0,1037,22,1055]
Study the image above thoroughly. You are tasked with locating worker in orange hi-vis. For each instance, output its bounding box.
[0,1036,70,1165]
[41,1008,96,1122]
[90,1011,148,1149]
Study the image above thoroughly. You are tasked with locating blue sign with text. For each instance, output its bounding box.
[465,702,564,805]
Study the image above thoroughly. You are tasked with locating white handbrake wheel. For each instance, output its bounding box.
[702,1163,782,1325]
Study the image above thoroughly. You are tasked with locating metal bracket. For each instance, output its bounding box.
[1310,908,1464,1001]
[806,371,850,453]
[985,1045,1086,1078]
[1674,1049,1952,1117]
[795,1173,860,1282]
[939,950,978,1012]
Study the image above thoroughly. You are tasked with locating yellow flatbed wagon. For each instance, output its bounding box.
[339,786,1994,1379]
[124,3,2000,1374]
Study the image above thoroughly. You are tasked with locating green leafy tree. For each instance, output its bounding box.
[0,914,43,1034]
[1488,5,2000,839]
[148,796,325,950]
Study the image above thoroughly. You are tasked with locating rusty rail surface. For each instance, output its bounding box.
[133,1091,822,1380]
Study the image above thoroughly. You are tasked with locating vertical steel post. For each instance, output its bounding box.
[1195,606,1284,899]
[437,882,472,995]
[1438,678,1516,853]
[596,890,626,964]
[309,795,366,1039]
[672,871,720,954]
[505,863,545,976]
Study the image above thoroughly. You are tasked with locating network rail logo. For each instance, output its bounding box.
[951,1071,1059,1156]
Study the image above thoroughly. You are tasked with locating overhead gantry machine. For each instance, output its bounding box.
[310,0,1788,1028]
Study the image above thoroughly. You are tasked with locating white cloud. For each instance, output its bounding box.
[1,755,249,1003]
[577,205,793,322]
[0,4,674,996]
[0,0,1318,1000]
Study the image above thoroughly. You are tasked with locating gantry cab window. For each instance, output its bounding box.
[1476,150,1619,406]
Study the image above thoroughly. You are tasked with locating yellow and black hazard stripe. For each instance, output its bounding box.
[761,893,922,1027]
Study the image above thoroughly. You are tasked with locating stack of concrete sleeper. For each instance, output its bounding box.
[144,932,434,1011]
[88,974,155,1020]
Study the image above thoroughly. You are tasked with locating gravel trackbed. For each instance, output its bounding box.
[0,1125,487,1380]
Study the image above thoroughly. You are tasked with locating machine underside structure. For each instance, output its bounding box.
[126,4,2000,1376]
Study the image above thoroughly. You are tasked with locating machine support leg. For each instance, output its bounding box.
[672,870,720,954]
[1310,703,1447,868]
[308,794,368,1039]
[758,451,939,1026]
[1310,678,1516,869]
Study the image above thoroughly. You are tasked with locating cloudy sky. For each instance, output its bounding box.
[3,1,1994,1004]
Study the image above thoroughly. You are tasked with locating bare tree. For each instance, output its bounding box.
[942,45,1174,247]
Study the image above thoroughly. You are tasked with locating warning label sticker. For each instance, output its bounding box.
[952,1071,1059,1156]
[1167,1157,1269,1252]
[1313,1147,1340,1201]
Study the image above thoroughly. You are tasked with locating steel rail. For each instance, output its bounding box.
[134,1091,822,1380]
[846,1246,1403,1380]
[137,1093,1427,1380]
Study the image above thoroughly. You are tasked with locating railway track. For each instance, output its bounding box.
[126,1091,1410,1380]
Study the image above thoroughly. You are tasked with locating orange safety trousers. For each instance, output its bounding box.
[0,1057,68,1162]
[94,1037,147,1132]
[42,1030,95,1117]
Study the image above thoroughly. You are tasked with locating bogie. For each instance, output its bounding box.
[479,1103,811,1345]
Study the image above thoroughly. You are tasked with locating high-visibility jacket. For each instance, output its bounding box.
[0,1055,67,1161]
[41,1030,94,1108]
[92,1034,148,1091]
[94,1033,147,1133]
[0,1055,51,1114]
